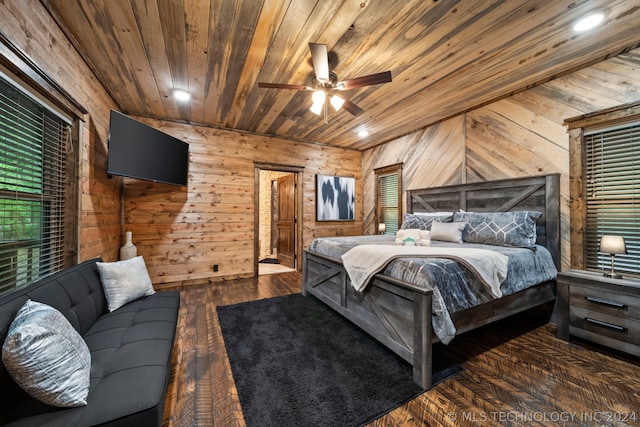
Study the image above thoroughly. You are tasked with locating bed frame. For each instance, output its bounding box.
[302,174,560,389]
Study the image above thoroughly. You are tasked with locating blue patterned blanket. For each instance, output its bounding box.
[308,235,557,343]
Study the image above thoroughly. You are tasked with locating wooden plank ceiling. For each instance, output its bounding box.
[43,0,640,151]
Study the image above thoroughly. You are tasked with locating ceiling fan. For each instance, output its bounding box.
[258,43,392,122]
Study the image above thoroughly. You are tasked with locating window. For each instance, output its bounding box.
[375,164,402,235]
[584,122,640,275]
[0,74,72,294]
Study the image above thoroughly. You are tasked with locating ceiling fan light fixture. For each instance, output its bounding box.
[259,43,391,122]
[330,95,345,111]
[312,90,326,105]
[309,102,323,115]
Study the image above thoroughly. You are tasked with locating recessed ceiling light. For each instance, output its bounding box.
[358,130,369,138]
[573,12,605,32]
[173,89,191,102]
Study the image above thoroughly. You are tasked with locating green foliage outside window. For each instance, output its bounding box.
[1,115,43,242]
[0,75,68,293]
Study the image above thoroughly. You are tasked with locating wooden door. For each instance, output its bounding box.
[276,174,295,268]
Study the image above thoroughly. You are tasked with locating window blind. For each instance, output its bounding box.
[378,172,400,235]
[0,76,69,294]
[584,121,640,276]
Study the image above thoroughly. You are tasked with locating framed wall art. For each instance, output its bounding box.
[316,174,355,221]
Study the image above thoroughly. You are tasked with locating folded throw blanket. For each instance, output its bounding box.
[341,245,509,297]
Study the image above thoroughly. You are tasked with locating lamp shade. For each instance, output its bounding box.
[378,223,386,233]
[309,102,323,115]
[599,235,627,255]
[312,90,326,105]
[330,95,345,111]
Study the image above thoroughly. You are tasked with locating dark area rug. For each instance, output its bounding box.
[217,293,462,427]
[259,258,279,264]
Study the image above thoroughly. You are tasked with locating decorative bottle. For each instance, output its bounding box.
[120,231,137,260]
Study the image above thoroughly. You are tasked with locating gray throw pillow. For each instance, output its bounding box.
[453,211,542,248]
[2,299,91,407]
[97,256,155,312]
[430,221,467,243]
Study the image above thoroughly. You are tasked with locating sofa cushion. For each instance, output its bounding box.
[79,292,180,426]
[0,259,108,339]
[2,300,91,407]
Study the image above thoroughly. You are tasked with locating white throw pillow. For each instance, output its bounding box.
[430,221,467,243]
[2,299,91,407]
[97,256,155,312]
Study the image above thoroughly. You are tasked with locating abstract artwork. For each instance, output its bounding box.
[316,174,355,221]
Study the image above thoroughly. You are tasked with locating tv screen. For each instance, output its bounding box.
[107,110,189,186]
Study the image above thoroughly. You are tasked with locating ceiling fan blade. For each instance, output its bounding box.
[309,43,330,83]
[258,82,313,90]
[342,98,363,116]
[337,71,392,90]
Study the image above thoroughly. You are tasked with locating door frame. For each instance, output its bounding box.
[254,162,304,277]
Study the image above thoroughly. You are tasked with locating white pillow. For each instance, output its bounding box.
[430,221,467,243]
[97,256,155,312]
[2,299,91,407]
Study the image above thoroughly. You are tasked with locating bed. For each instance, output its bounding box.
[302,174,560,389]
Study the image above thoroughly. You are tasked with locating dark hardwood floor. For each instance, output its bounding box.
[162,271,640,426]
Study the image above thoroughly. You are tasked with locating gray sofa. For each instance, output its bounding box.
[0,258,180,426]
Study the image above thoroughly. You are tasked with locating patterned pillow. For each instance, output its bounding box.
[400,212,453,230]
[97,256,155,312]
[2,300,91,407]
[453,211,542,248]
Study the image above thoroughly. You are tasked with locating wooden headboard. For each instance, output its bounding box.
[407,174,560,269]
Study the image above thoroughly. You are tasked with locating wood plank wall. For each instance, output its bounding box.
[363,48,640,271]
[362,116,466,233]
[124,118,362,289]
[0,0,122,264]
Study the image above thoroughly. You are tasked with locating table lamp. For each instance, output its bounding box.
[599,235,627,279]
[378,223,386,235]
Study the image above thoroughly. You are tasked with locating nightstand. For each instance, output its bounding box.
[557,269,640,356]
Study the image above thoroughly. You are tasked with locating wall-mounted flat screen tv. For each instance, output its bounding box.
[107,110,189,186]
